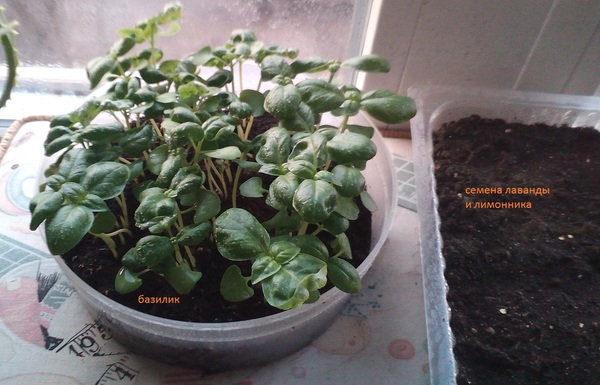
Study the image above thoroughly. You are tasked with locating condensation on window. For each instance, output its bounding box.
[3,0,370,69]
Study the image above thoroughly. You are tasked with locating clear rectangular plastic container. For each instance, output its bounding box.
[408,85,600,385]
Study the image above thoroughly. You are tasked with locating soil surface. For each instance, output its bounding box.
[433,116,600,385]
[61,114,372,323]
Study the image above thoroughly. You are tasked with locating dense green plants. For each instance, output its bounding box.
[30,3,416,311]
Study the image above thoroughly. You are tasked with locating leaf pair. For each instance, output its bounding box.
[31,161,130,255]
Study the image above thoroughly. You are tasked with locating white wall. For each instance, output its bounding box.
[361,0,600,100]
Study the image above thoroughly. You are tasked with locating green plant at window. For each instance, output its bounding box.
[0,6,18,109]
[30,3,416,310]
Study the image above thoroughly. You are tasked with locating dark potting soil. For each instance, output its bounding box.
[433,116,600,385]
[61,113,372,323]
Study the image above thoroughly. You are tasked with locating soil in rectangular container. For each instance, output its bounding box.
[433,116,600,385]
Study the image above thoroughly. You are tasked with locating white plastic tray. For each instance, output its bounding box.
[409,85,600,385]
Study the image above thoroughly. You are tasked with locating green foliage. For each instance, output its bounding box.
[31,3,416,311]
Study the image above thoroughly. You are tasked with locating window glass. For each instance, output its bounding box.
[2,0,370,94]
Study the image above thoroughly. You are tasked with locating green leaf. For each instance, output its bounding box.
[281,102,316,132]
[261,55,293,80]
[290,57,329,74]
[123,235,174,271]
[290,234,329,261]
[288,132,328,167]
[220,265,254,302]
[139,66,167,84]
[44,126,74,156]
[326,132,377,164]
[45,204,94,255]
[259,163,287,176]
[114,267,143,294]
[70,99,102,127]
[156,152,185,188]
[335,196,360,220]
[168,122,205,144]
[134,189,178,233]
[171,106,201,124]
[341,54,390,73]
[360,190,378,212]
[296,79,344,113]
[178,81,210,99]
[109,36,136,57]
[59,182,86,203]
[251,255,282,284]
[58,148,96,182]
[229,101,253,119]
[269,241,301,264]
[292,179,338,223]
[239,176,267,198]
[256,126,291,165]
[360,90,416,124]
[287,159,317,179]
[147,144,169,175]
[191,45,217,66]
[193,189,221,223]
[29,191,64,231]
[205,70,233,88]
[164,265,202,295]
[205,146,241,160]
[90,211,117,233]
[86,56,116,88]
[119,124,158,157]
[239,89,265,117]
[79,193,109,212]
[174,222,211,246]
[214,208,270,261]
[44,174,67,191]
[171,172,204,197]
[327,257,361,293]
[264,83,301,120]
[262,210,302,234]
[346,124,374,138]
[332,232,353,259]
[266,173,300,211]
[332,165,366,197]
[81,162,130,199]
[261,253,327,310]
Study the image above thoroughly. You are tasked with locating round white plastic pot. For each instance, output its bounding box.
[52,124,397,371]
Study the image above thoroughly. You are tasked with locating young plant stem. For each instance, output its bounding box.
[115,193,130,228]
[206,166,219,195]
[338,114,350,133]
[184,245,196,268]
[93,233,119,258]
[230,158,246,208]
[237,59,244,90]
[297,220,309,236]
[229,64,236,94]
[243,115,255,140]
[209,159,228,199]
[150,119,163,139]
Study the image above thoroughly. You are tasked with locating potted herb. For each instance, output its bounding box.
[27,3,414,369]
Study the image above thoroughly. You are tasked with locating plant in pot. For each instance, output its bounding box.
[27,3,415,370]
